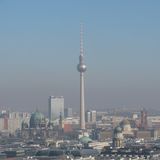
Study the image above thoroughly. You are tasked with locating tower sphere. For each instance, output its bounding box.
[77,64,87,72]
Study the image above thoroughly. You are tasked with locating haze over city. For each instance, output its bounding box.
[0,0,160,112]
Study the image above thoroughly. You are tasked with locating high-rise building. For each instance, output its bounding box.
[48,96,64,122]
[85,111,91,123]
[91,110,97,123]
[140,108,148,130]
[64,108,72,118]
[85,110,97,123]
[77,24,87,130]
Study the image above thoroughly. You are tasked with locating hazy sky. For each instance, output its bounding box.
[0,0,160,112]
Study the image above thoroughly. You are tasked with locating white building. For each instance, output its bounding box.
[85,111,91,123]
[85,110,97,123]
[91,110,97,123]
[48,96,64,122]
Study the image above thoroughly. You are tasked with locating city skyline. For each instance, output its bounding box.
[0,1,160,112]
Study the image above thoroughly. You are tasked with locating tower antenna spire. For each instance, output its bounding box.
[80,23,84,56]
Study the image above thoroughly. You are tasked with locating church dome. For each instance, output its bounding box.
[79,136,92,144]
[120,119,131,132]
[30,110,45,128]
[121,119,130,125]
[113,126,123,140]
[114,126,122,133]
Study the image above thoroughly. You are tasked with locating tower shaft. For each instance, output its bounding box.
[80,72,85,130]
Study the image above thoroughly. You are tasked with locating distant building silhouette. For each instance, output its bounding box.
[64,107,72,118]
[140,108,148,130]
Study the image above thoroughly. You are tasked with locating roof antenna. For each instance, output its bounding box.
[80,23,84,56]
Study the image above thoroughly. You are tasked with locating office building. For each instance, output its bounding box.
[85,111,91,123]
[91,110,97,123]
[85,110,97,123]
[48,96,64,122]
[64,107,72,118]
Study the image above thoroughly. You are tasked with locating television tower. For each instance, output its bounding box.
[77,24,87,130]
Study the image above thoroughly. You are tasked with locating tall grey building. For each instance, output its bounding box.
[48,96,64,122]
[64,108,72,118]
